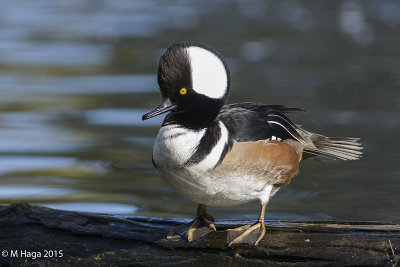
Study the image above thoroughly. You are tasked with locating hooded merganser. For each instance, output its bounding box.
[142,41,362,246]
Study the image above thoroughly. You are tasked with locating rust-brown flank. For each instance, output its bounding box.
[216,140,301,186]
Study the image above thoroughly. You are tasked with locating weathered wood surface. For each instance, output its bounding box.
[0,203,398,266]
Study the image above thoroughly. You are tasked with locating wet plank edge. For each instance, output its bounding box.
[0,203,398,266]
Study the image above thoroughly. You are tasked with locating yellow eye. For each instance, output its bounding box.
[179,88,187,95]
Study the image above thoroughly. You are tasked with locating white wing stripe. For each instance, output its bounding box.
[268,113,298,129]
[268,121,300,142]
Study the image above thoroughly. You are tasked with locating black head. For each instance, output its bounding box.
[142,41,231,129]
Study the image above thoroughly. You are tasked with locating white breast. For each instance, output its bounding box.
[153,124,206,167]
[153,124,208,202]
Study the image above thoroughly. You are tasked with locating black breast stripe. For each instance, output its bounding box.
[184,122,221,167]
[184,121,232,168]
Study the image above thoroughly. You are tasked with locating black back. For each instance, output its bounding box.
[217,102,306,142]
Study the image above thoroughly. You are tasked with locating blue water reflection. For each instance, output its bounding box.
[0,42,110,66]
[0,156,103,174]
[44,202,138,214]
[85,109,165,127]
[0,74,157,94]
[0,185,77,199]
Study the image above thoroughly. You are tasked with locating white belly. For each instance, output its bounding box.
[157,167,278,207]
[153,124,278,207]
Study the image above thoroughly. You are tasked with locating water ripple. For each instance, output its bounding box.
[85,108,165,127]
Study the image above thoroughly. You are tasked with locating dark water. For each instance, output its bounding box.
[0,0,399,222]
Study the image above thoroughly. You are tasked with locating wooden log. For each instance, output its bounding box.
[0,203,398,266]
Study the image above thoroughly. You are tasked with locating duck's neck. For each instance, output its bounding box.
[164,98,223,130]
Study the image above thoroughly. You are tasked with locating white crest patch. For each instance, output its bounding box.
[185,46,228,99]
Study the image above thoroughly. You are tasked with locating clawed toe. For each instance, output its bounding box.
[226,203,267,246]
[166,204,216,242]
[167,221,193,240]
[227,221,265,246]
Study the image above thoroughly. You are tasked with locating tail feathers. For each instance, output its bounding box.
[304,136,363,161]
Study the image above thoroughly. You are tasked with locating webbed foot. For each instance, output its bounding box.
[227,204,266,246]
